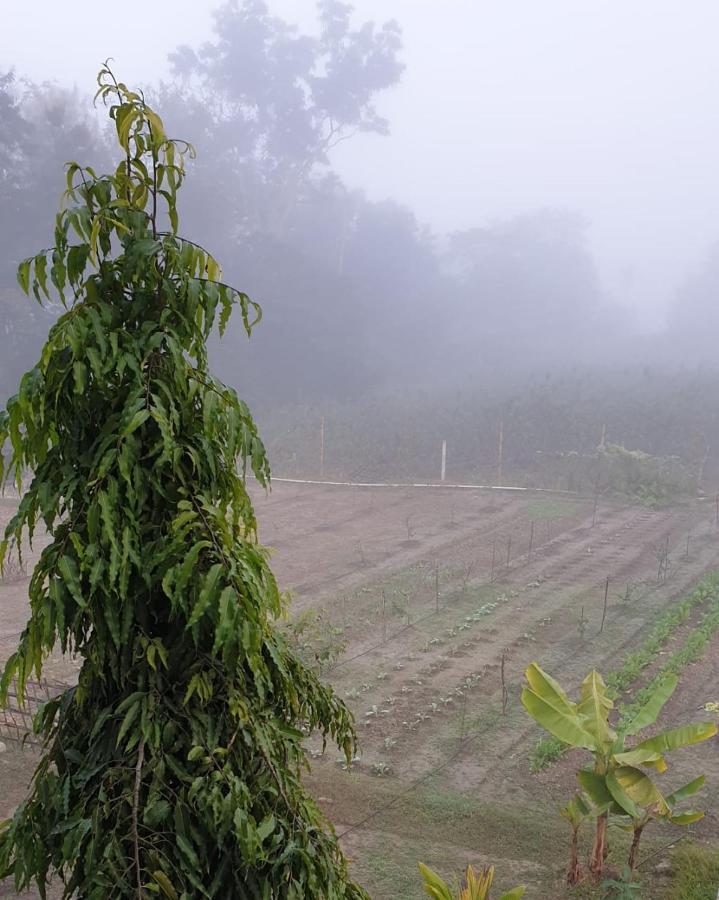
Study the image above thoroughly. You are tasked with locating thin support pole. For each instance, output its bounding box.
[497,419,504,485]
[599,576,610,634]
[528,520,535,560]
[501,652,508,716]
[320,416,325,477]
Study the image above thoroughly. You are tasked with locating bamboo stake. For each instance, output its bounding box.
[599,576,610,634]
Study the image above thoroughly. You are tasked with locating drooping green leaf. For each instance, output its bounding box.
[630,722,718,755]
[521,686,596,750]
[621,675,678,737]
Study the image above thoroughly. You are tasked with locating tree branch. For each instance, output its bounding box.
[132,737,146,899]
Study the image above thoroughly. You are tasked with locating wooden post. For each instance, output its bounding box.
[501,652,508,716]
[592,492,599,528]
[382,590,387,644]
[490,539,496,583]
[434,560,440,611]
[441,440,447,482]
[320,416,325,478]
[505,535,512,569]
[599,576,610,634]
[497,419,504,485]
[528,521,535,559]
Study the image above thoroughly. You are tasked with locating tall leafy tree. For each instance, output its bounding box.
[1,72,111,404]
[156,1,405,403]
[0,66,364,899]
[165,0,403,241]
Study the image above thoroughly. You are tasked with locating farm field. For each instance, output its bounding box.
[2,483,719,897]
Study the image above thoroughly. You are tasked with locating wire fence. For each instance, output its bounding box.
[0,677,67,750]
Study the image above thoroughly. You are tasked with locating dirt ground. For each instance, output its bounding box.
[1,484,719,897]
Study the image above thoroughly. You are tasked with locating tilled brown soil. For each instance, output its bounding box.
[0,486,718,897]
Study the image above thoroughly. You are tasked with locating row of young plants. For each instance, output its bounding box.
[616,594,719,730]
[529,573,719,771]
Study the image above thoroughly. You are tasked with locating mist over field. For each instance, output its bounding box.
[6,5,719,899]
[3,1,719,429]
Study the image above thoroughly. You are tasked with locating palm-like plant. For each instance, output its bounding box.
[613,773,706,872]
[418,862,525,900]
[521,666,716,880]
[560,793,594,884]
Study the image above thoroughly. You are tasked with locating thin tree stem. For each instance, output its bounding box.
[132,738,146,899]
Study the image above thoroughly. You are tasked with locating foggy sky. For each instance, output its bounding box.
[4,1,719,328]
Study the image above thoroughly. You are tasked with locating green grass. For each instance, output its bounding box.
[351,781,556,899]
[530,735,567,772]
[666,843,719,899]
[524,497,585,521]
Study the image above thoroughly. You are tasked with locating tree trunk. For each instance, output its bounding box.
[628,824,645,872]
[567,828,583,885]
[589,812,608,879]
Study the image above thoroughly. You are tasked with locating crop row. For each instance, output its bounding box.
[529,572,719,771]
[616,595,719,729]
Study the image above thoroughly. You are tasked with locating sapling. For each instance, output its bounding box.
[0,67,363,899]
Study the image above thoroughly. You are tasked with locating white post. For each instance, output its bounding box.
[441,440,447,482]
[320,416,325,478]
[497,419,504,485]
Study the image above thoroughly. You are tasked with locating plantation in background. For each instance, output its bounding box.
[255,368,719,501]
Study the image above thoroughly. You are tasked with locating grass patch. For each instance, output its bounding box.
[362,847,427,900]
[524,497,585,521]
[530,735,567,773]
[666,842,719,899]
[347,778,558,899]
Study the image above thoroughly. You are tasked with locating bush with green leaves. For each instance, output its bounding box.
[0,66,365,899]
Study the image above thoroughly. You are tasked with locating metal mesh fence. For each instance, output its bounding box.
[0,677,67,749]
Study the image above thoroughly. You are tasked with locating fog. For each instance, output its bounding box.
[3,1,719,440]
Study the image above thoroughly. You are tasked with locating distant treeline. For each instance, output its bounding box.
[1,2,716,413]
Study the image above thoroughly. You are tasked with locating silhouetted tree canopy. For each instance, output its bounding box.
[0,2,667,410]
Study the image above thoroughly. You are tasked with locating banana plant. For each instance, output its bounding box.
[418,862,525,899]
[521,665,716,880]
[610,772,706,871]
[560,793,594,885]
